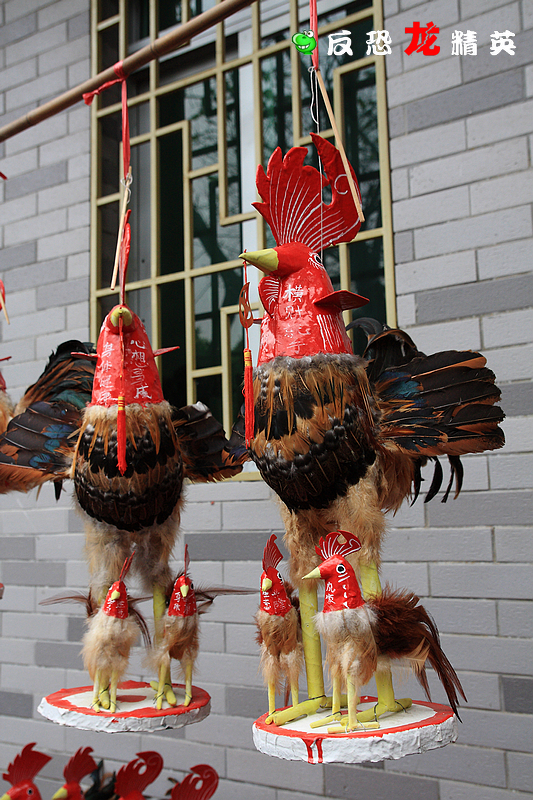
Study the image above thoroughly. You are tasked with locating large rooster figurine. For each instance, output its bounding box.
[304,530,466,731]
[51,748,98,800]
[255,535,302,715]
[0,743,51,800]
[232,133,504,725]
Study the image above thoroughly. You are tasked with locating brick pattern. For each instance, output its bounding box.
[0,1,532,800]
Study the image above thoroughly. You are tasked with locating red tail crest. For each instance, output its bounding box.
[316,530,362,562]
[253,133,362,251]
[262,534,284,572]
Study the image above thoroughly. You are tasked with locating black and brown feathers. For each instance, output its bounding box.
[0,341,95,495]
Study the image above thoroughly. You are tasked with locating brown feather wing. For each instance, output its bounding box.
[175,401,244,481]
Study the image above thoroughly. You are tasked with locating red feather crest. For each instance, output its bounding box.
[183,543,190,578]
[63,747,97,785]
[253,132,362,251]
[316,530,362,562]
[119,553,134,581]
[262,534,283,572]
[170,765,219,800]
[115,752,163,799]
[3,743,52,785]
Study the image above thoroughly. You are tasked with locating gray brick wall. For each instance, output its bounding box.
[1,1,532,800]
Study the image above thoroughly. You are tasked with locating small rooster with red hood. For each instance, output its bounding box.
[255,535,302,716]
[304,530,465,731]
[231,133,504,724]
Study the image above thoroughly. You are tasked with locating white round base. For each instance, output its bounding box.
[253,696,458,764]
[38,680,210,733]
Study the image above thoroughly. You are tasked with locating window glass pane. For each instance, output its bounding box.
[99,202,119,288]
[343,66,381,231]
[130,67,150,98]
[195,374,222,423]
[99,293,120,326]
[128,0,149,45]
[100,112,121,196]
[194,268,243,369]
[348,237,386,353]
[229,311,245,420]
[225,69,241,217]
[188,79,218,170]
[129,141,151,282]
[316,0,371,26]
[193,175,242,268]
[262,50,293,165]
[99,26,121,107]
[159,0,182,32]
[159,130,184,275]
[189,0,216,20]
[159,42,216,87]
[130,101,150,137]
[99,0,118,21]
[160,281,187,409]
[127,286,152,332]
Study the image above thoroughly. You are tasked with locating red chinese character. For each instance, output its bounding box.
[405,21,440,55]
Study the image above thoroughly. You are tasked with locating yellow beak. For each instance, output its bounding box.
[110,305,133,327]
[111,589,121,600]
[302,567,321,580]
[52,787,68,800]
[180,584,190,598]
[1,793,11,800]
[261,577,273,592]
[240,249,279,274]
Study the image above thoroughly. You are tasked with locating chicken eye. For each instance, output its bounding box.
[276,571,282,581]
[336,563,346,575]
[190,581,194,590]
[28,790,33,796]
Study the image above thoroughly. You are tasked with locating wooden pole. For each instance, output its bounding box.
[0,0,256,144]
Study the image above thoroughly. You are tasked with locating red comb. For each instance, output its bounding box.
[262,534,283,572]
[3,743,52,785]
[316,530,362,562]
[63,747,97,785]
[253,133,362,251]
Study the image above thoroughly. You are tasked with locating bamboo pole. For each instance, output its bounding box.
[0,0,256,144]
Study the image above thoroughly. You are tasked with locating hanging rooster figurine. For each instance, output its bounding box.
[0,743,51,800]
[304,530,466,731]
[52,748,98,800]
[255,535,302,715]
[231,133,504,725]
[169,765,219,800]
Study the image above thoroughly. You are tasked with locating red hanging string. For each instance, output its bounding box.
[238,258,255,447]
[83,61,130,180]
[310,0,319,70]
[117,314,127,476]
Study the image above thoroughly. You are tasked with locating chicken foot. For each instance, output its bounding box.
[150,584,178,709]
[91,669,120,713]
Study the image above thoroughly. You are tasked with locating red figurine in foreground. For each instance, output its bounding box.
[0,743,51,800]
[51,748,98,800]
[114,753,162,800]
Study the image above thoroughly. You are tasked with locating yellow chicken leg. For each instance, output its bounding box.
[310,675,343,728]
[150,583,178,708]
[183,661,193,707]
[266,580,325,725]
